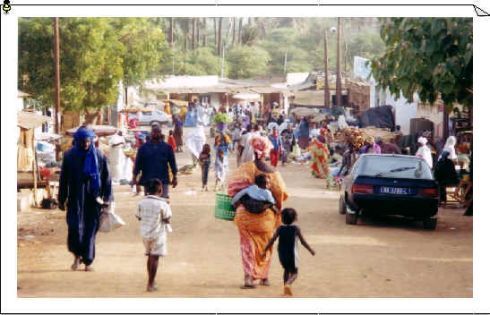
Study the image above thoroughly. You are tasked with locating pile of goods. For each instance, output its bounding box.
[123,147,136,161]
[334,127,396,150]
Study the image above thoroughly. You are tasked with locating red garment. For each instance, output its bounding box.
[167,135,177,151]
[270,149,280,167]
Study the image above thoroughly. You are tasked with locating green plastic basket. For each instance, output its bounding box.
[214,193,235,221]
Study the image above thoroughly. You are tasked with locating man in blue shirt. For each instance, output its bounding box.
[133,124,178,198]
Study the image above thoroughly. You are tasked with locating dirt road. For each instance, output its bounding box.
[17,147,472,298]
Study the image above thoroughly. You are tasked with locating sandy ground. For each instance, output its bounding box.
[17,141,472,298]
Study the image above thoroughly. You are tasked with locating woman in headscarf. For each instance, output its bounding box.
[173,115,184,152]
[268,127,282,167]
[308,129,331,179]
[297,117,310,149]
[58,126,113,271]
[359,136,381,155]
[415,136,433,169]
[441,135,458,162]
[228,136,288,288]
[434,151,459,206]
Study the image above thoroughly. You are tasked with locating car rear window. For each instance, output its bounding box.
[356,155,433,180]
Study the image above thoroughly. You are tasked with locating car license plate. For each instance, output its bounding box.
[379,187,411,195]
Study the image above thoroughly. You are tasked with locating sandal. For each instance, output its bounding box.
[259,279,270,286]
[240,283,256,289]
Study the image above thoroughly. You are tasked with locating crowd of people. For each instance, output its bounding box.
[57,99,472,296]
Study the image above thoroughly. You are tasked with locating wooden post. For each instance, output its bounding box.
[53,17,61,159]
[32,131,39,207]
[336,17,342,107]
[324,29,331,108]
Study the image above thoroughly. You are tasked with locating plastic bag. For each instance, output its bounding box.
[99,202,126,233]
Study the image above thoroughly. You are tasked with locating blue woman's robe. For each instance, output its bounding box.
[58,148,112,266]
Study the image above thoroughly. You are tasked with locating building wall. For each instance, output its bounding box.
[379,88,417,135]
[416,103,444,139]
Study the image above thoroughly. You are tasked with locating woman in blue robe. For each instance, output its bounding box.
[297,117,310,149]
[58,127,112,271]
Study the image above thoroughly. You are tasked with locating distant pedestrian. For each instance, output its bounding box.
[415,136,433,169]
[133,124,178,199]
[108,130,126,184]
[167,130,177,152]
[263,208,315,296]
[198,144,212,191]
[136,179,172,292]
[214,148,226,191]
[173,115,184,152]
[268,127,283,167]
[434,151,459,205]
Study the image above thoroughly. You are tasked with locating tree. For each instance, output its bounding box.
[217,17,223,55]
[179,47,221,75]
[226,46,270,79]
[19,17,169,117]
[113,18,167,105]
[202,18,207,47]
[19,18,124,114]
[371,18,473,109]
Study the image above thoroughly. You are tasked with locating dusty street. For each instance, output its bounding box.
[17,147,473,298]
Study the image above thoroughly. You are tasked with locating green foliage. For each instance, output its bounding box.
[345,31,385,63]
[18,17,167,111]
[183,47,221,75]
[213,112,232,124]
[226,46,270,79]
[371,18,472,108]
[114,18,167,85]
[18,18,55,108]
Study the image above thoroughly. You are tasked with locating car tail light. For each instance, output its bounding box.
[352,183,373,194]
[420,188,438,198]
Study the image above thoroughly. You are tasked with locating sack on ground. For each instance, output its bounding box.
[99,202,126,233]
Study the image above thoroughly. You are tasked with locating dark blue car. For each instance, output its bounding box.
[339,154,439,229]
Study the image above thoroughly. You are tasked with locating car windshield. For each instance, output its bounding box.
[357,155,433,180]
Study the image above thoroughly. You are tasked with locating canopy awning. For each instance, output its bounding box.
[232,92,261,100]
[66,125,118,137]
[17,111,51,129]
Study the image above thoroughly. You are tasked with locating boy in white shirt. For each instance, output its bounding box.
[136,179,172,292]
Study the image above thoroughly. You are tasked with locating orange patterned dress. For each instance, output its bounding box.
[227,162,288,280]
[308,138,330,179]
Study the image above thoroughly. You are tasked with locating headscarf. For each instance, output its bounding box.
[418,136,428,145]
[250,136,272,159]
[441,135,457,160]
[444,136,457,148]
[73,127,101,197]
[320,128,328,137]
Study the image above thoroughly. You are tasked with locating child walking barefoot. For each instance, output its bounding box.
[198,144,211,191]
[263,208,315,296]
[214,149,226,191]
[136,179,172,292]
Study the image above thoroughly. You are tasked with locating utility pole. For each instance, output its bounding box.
[335,17,342,107]
[283,50,288,75]
[324,29,330,108]
[221,44,225,78]
[53,17,61,159]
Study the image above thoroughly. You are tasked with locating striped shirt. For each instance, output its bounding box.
[136,195,172,240]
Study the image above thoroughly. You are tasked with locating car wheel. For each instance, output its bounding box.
[346,212,358,225]
[423,217,437,230]
[339,196,346,215]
